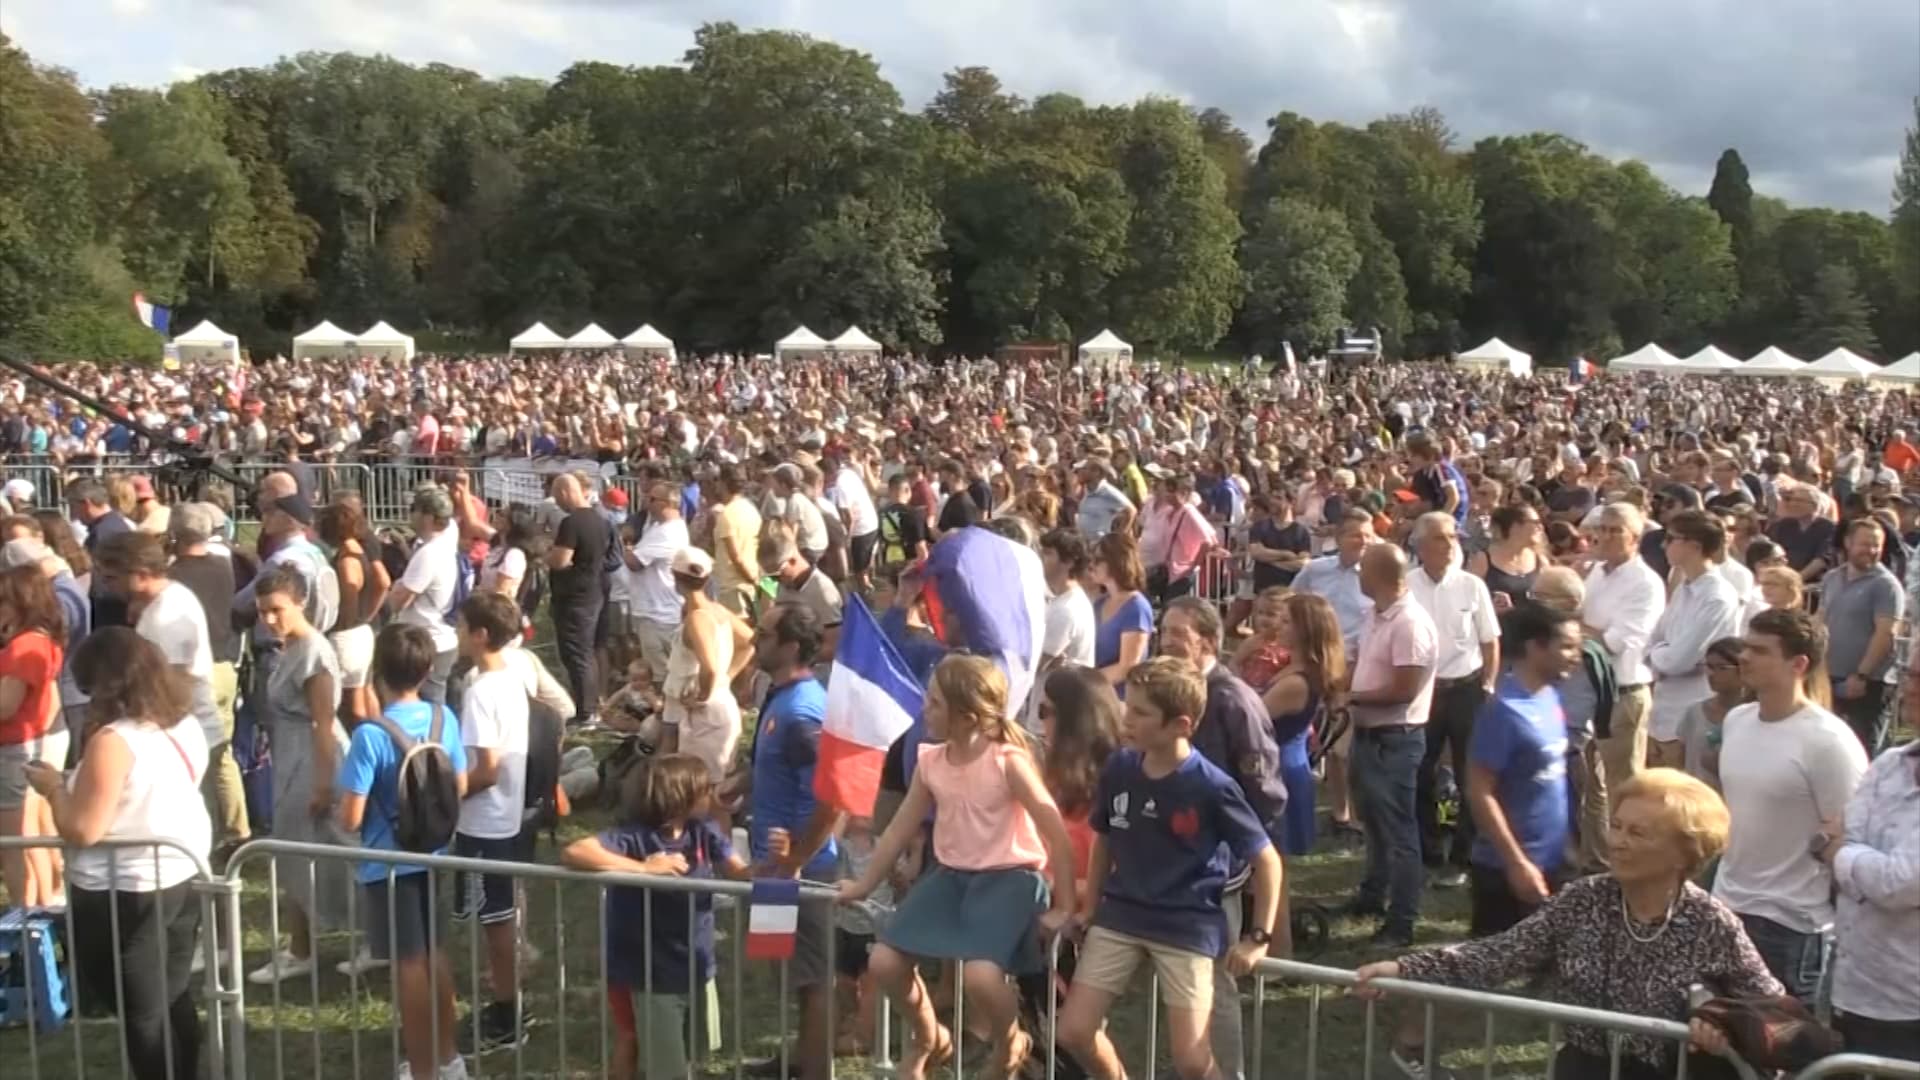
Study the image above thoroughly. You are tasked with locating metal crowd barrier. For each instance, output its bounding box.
[7,834,1919,1080]
[0,835,235,1080]
[1794,1055,1920,1079]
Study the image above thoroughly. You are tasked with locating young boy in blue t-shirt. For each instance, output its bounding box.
[1059,656,1285,1080]
[337,623,470,1080]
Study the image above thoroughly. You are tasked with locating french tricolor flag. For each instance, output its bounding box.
[1569,356,1598,384]
[745,879,801,961]
[132,292,170,335]
[815,596,923,817]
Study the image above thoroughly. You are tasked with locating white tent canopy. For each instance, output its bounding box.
[621,323,676,357]
[829,326,881,352]
[1735,346,1805,377]
[1674,345,1741,376]
[510,322,568,351]
[169,319,241,365]
[1456,337,1533,377]
[1079,329,1133,365]
[567,323,618,349]
[357,320,416,363]
[775,326,828,361]
[1609,343,1680,372]
[1875,353,1920,383]
[1804,347,1877,380]
[291,320,355,360]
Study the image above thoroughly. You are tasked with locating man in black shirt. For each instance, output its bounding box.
[875,474,928,574]
[67,479,132,629]
[934,460,980,537]
[548,473,613,726]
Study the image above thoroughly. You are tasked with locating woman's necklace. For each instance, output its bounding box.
[1618,885,1680,944]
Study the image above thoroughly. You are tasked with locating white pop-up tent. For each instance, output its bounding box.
[1674,345,1742,376]
[1609,343,1680,373]
[1803,348,1878,380]
[357,321,416,364]
[621,324,676,359]
[170,320,242,365]
[291,320,356,360]
[1457,337,1533,377]
[775,326,828,361]
[567,323,618,349]
[1875,353,1920,384]
[829,326,882,354]
[1079,329,1133,366]
[510,322,568,352]
[1735,346,1806,377]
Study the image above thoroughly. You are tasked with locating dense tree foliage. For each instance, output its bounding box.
[0,28,1912,363]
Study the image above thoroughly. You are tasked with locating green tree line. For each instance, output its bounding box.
[2,24,1915,364]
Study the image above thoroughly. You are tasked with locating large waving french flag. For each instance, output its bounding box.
[923,526,1049,719]
[815,595,924,817]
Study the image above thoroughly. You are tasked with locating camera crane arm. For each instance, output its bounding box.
[0,354,257,497]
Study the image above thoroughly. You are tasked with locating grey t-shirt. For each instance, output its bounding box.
[777,568,844,630]
[1821,564,1905,681]
[1554,663,1599,747]
[266,631,343,740]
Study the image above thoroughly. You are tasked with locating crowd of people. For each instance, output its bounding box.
[0,349,1916,1080]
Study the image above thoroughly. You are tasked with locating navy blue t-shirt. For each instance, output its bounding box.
[598,819,731,991]
[1090,748,1271,959]
[749,677,839,881]
[1467,675,1570,873]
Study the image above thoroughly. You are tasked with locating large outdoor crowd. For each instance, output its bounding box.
[0,349,1916,1080]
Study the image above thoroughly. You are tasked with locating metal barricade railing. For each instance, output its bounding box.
[223,463,373,524]
[219,837,843,1080]
[0,463,66,512]
[0,835,236,1080]
[1246,956,1759,1080]
[1794,1054,1920,1079]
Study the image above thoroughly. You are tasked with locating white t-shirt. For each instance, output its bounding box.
[136,581,219,746]
[1714,701,1869,932]
[66,717,212,892]
[478,546,527,594]
[457,664,532,840]
[630,517,689,626]
[1043,583,1097,667]
[830,466,879,537]
[398,526,459,653]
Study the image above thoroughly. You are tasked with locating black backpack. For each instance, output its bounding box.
[520,698,565,840]
[368,705,462,853]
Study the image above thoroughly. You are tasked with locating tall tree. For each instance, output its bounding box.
[1106,99,1242,350]
[1706,149,1753,253]
[1794,263,1880,355]
[1889,98,1920,355]
[1239,196,1360,351]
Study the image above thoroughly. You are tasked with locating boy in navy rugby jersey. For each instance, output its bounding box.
[1059,656,1286,1080]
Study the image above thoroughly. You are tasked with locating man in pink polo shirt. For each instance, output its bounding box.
[1343,543,1438,946]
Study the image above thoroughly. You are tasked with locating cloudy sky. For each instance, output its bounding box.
[6,0,1916,213]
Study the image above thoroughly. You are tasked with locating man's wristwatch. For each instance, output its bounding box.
[1242,927,1272,946]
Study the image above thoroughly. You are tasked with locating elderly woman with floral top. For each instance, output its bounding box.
[1356,769,1781,1080]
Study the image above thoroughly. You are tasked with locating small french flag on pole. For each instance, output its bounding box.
[745,879,801,962]
[132,292,171,335]
[1569,356,1597,384]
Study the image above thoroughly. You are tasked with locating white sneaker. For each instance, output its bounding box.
[438,1056,470,1080]
[336,947,389,978]
[247,950,315,985]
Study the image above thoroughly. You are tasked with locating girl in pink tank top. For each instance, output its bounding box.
[839,655,1077,1080]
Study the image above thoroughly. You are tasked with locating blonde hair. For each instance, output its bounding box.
[930,655,1027,749]
[1614,769,1731,877]
[1757,565,1803,606]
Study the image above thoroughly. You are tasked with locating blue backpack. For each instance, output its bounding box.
[443,545,477,622]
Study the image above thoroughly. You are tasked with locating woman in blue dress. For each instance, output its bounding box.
[1259,592,1348,855]
[1089,533,1154,692]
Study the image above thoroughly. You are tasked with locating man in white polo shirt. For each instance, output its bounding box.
[1579,502,1664,869]
[1406,512,1501,889]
